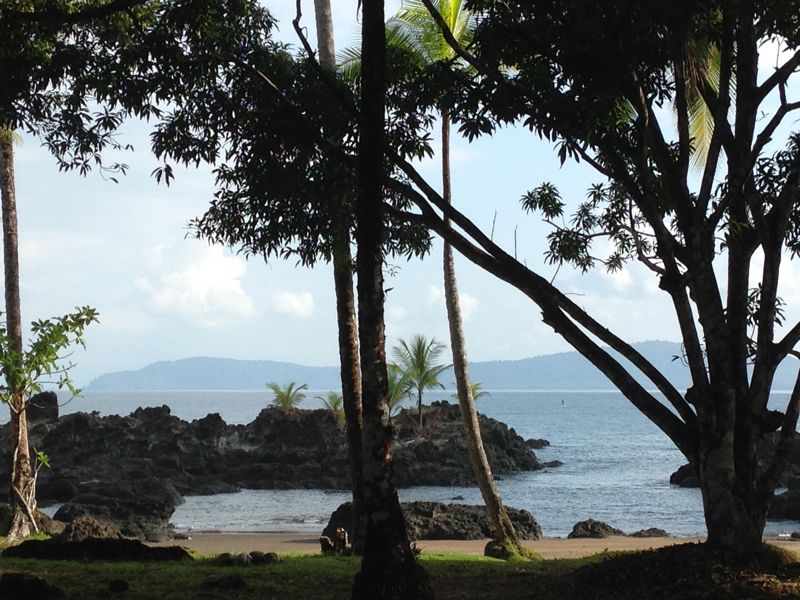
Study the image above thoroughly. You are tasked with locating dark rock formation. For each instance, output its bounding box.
[670,430,800,490]
[27,391,59,423]
[392,402,542,487]
[53,483,176,542]
[2,538,192,561]
[0,572,64,599]
[525,438,550,449]
[769,489,800,520]
[324,501,542,542]
[567,519,625,539]
[0,403,545,540]
[59,515,123,542]
[629,527,670,538]
[669,463,699,487]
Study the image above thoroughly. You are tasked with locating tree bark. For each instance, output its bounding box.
[698,429,765,554]
[351,2,432,597]
[1,134,37,541]
[440,111,522,554]
[313,0,366,555]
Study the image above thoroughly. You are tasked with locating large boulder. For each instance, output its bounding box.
[323,501,542,541]
[59,515,123,542]
[567,519,625,539]
[27,391,59,423]
[53,481,176,542]
[768,489,800,519]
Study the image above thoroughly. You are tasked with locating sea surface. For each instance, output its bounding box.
[25,389,800,538]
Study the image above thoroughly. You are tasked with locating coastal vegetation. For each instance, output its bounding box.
[392,335,449,428]
[266,381,308,414]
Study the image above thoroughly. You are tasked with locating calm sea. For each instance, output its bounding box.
[24,389,800,538]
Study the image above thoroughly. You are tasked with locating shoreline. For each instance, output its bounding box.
[153,532,702,559]
[153,531,800,559]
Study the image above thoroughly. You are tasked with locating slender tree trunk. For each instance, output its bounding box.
[440,112,523,555]
[351,3,432,597]
[417,388,423,429]
[0,134,37,541]
[313,0,366,555]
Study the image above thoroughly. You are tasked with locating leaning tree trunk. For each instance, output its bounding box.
[351,2,432,598]
[0,133,37,541]
[313,0,366,555]
[440,111,523,555]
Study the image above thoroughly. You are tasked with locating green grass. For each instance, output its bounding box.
[2,546,799,599]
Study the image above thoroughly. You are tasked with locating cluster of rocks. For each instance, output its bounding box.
[0,394,550,541]
[323,501,543,542]
[567,519,670,539]
[669,429,800,520]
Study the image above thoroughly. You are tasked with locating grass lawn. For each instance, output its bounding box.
[2,544,800,599]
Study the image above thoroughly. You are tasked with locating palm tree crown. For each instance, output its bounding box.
[392,334,450,427]
[267,381,308,413]
[389,0,474,64]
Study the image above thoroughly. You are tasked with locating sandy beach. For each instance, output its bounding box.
[155,532,721,559]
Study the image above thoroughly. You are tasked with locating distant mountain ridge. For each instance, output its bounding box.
[87,340,800,391]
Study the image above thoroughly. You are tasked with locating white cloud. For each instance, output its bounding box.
[428,285,443,304]
[136,245,255,325]
[426,285,478,319]
[602,267,634,293]
[387,305,411,321]
[459,292,479,319]
[272,290,315,319]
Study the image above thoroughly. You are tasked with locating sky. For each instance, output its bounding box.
[9,2,800,386]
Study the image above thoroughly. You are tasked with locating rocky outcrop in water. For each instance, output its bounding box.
[323,501,542,541]
[668,430,800,520]
[0,396,546,540]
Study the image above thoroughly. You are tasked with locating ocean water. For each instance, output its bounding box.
[22,389,800,537]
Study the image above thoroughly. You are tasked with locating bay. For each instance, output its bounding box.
[28,389,800,537]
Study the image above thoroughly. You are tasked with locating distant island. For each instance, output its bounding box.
[84,340,800,391]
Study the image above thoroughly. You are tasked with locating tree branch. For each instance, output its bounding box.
[389,154,697,430]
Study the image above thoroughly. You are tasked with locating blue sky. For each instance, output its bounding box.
[10,2,799,386]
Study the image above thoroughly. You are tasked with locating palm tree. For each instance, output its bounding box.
[392,335,449,428]
[267,381,308,414]
[318,390,345,425]
[389,0,527,556]
[313,0,366,555]
[387,364,413,416]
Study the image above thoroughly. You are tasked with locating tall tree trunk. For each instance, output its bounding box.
[313,0,366,555]
[440,112,523,555]
[351,2,432,598]
[696,392,765,555]
[0,133,37,541]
